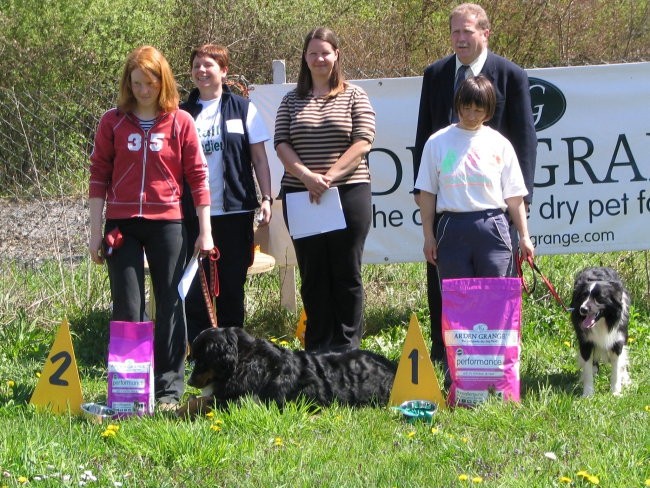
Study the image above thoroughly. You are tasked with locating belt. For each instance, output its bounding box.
[440,208,504,219]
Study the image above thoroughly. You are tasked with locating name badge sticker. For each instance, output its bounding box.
[225,119,244,134]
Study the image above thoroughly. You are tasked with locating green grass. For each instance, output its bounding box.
[1,253,649,487]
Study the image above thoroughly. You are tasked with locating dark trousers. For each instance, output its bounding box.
[283,183,371,352]
[105,218,186,403]
[436,210,513,279]
[184,212,255,345]
[426,262,446,362]
[427,211,518,363]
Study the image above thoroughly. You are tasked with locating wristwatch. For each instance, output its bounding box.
[262,195,273,205]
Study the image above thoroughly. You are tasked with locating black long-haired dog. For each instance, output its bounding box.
[570,266,631,397]
[184,327,396,414]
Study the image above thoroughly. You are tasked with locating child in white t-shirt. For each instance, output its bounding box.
[415,75,534,279]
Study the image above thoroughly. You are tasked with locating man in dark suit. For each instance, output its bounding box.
[413,3,537,368]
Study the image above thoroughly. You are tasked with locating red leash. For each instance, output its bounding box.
[516,252,572,312]
[198,248,220,328]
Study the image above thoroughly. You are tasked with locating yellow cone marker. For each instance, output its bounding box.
[30,319,83,414]
[389,313,446,410]
[295,309,307,347]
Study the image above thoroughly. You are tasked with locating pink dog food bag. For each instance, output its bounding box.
[107,321,155,418]
[442,278,522,407]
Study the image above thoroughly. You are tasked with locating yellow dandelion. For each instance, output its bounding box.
[279,340,289,347]
[628,336,635,343]
[269,337,278,344]
[35,372,41,378]
[587,475,599,485]
[559,476,572,483]
[461,437,468,443]
[471,476,483,483]
[6,380,15,388]
[17,477,28,484]
[101,429,117,438]
[430,427,439,434]
[577,470,589,478]
[407,430,416,439]
[206,411,215,418]
[210,424,221,432]
[458,474,469,482]
[213,418,223,425]
[106,424,119,432]
[563,341,571,347]
[644,479,650,486]
[273,437,284,446]
[644,405,650,413]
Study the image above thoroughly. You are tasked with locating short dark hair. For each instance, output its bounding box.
[454,75,496,122]
[190,44,229,70]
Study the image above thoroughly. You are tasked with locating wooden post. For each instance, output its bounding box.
[272,59,286,84]
[279,265,297,312]
[271,59,298,312]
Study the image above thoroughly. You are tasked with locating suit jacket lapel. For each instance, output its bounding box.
[443,56,456,124]
[479,51,497,80]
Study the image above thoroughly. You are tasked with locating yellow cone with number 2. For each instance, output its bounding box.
[30,319,84,414]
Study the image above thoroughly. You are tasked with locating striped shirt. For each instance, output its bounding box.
[274,84,376,188]
[137,117,156,132]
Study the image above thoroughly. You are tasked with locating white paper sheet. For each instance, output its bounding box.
[286,187,347,239]
[177,252,199,300]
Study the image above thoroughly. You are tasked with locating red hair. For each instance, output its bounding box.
[117,46,179,113]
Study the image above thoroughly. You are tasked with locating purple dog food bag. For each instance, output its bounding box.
[107,321,155,418]
[442,278,522,407]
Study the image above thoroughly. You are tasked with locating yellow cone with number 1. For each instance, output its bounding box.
[389,313,446,410]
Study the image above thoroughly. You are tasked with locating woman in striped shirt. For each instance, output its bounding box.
[274,27,376,353]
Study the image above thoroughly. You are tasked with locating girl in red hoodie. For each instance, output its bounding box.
[89,46,213,411]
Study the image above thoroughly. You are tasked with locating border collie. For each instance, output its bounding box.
[570,267,631,396]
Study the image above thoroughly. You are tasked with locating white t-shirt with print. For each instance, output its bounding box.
[195,97,270,215]
[415,124,527,212]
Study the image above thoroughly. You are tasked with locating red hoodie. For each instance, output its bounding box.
[89,108,210,220]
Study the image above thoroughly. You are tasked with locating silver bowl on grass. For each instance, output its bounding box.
[81,403,116,423]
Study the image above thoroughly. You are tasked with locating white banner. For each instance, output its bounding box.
[251,62,650,265]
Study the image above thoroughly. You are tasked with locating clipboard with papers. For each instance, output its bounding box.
[285,187,347,239]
